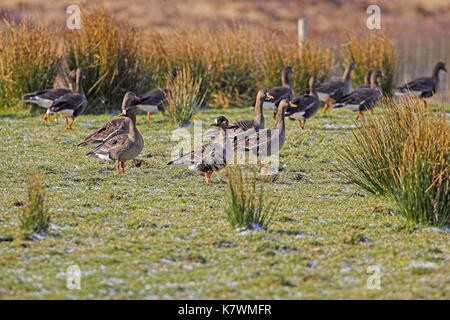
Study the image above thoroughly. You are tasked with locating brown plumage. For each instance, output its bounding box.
[264,66,295,119]
[285,77,320,129]
[87,92,144,174]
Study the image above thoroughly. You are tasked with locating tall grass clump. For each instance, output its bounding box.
[342,31,396,95]
[19,171,50,235]
[166,67,206,125]
[66,5,151,113]
[225,165,276,230]
[262,38,333,95]
[0,18,60,110]
[338,97,449,226]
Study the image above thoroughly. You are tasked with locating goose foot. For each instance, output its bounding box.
[43,113,50,122]
[423,99,427,108]
[204,172,212,184]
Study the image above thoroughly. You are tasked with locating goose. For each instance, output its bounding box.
[333,70,384,121]
[47,68,87,130]
[168,116,231,183]
[235,99,289,174]
[87,92,144,174]
[77,93,133,147]
[356,71,372,90]
[317,62,356,114]
[24,69,76,122]
[395,61,447,107]
[134,69,180,120]
[264,66,295,119]
[285,76,320,129]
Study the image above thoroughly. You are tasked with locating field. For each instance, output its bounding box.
[0,106,448,299]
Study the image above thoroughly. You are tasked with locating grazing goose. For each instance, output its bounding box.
[77,93,133,147]
[285,76,320,129]
[395,61,447,107]
[356,71,372,90]
[24,70,76,122]
[317,62,356,114]
[134,69,179,120]
[168,116,231,184]
[235,99,289,174]
[47,68,87,130]
[264,66,295,119]
[333,70,384,121]
[87,92,144,174]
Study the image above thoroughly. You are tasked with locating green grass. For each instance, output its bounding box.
[0,106,448,299]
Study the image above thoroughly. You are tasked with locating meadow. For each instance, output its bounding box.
[0,106,448,299]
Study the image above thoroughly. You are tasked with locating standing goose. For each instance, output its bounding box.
[134,69,180,120]
[87,92,144,174]
[356,71,373,90]
[168,116,231,184]
[395,61,447,107]
[285,77,320,129]
[333,70,384,121]
[264,66,295,119]
[317,62,356,114]
[47,68,87,130]
[24,69,77,122]
[235,99,290,174]
[77,93,134,147]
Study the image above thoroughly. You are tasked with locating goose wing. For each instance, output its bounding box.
[78,118,130,146]
[49,93,85,113]
[24,88,72,101]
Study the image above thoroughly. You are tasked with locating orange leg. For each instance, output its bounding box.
[64,118,70,129]
[368,109,373,116]
[43,113,50,122]
[355,111,365,121]
[423,99,427,108]
[204,172,212,184]
[67,116,75,129]
[322,97,330,114]
[121,161,125,174]
[54,112,59,121]
[115,162,120,174]
[147,112,151,120]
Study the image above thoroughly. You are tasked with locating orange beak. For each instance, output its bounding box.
[119,111,125,117]
[209,122,216,127]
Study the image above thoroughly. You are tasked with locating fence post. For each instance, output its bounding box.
[298,18,307,46]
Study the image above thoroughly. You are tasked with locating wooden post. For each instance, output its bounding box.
[298,18,307,46]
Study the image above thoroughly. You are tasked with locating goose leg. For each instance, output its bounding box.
[147,112,151,120]
[297,120,302,128]
[43,113,50,122]
[359,111,365,121]
[67,116,75,129]
[204,172,212,184]
[272,110,276,120]
[54,112,59,121]
[368,110,373,116]
[121,161,125,174]
[115,162,120,174]
[322,97,330,114]
[64,118,70,129]
[301,119,306,129]
[423,99,427,108]
[260,161,266,174]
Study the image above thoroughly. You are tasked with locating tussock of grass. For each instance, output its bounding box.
[342,31,396,95]
[225,165,275,230]
[0,17,60,110]
[338,96,449,225]
[19,171,50,235]
[65,5,151,113]
[166,67,206,125]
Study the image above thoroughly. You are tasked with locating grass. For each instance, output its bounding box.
[0,103,448,299]
[225,165,275,230]
[19,171,50,235]
[338,97,449,226]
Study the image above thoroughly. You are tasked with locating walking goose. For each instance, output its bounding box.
[317,62,356,113]
[47,68,87,130]
[24,69,77,122]
[77,92,134,147]
[264,66,295,119]
[395,61,447,107]
[235,99,289,174]
[333,70,384,121]
[168,116,231,183]
[87,92,144,174]
[134,69,180,120]
[285,76,320,129]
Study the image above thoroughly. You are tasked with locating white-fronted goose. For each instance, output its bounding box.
[356,71,372,90]
[77,93,133,147]
[285,77,320,129]
[395,61,447,107]
[47,68,87,130]
[134,69,179,120]
[318,62,356,113]
[333,70,384,121]
[235,99,289,174]
[264,66,295,119]
[168,116,231,183]
[24,70,77,122]
[87,92,144,174]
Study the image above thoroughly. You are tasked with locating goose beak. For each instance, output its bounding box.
[290,103,296,108]
[444,67,448,73]
[266,94,274,100]
[119,111,126,117]
[209,122,216,127]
